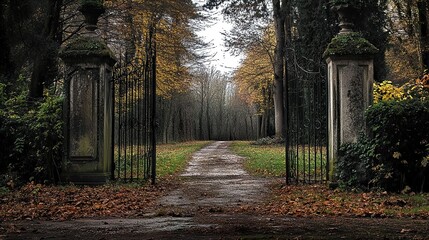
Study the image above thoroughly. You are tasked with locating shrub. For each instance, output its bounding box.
[252,136,285,145]
[338,74,429,192]
[373,74,429,104]
[403,74,429,100]
[0,91,64,185]
[373,80,404,103]
[337,137,375,190]
[366,99,429,192]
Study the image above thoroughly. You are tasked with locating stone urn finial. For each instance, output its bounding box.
[79,0,105,32]
[331,1,359,34]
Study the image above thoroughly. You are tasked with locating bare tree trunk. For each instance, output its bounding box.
[162,99,173,143]
[199,83,205,140]
[29,0,63,100]
[261,112,268,138]
[0,1,15,84]
[206,84,211,140]
[272,0,286,137]
[418,0,429,70]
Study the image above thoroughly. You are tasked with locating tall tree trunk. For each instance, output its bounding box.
[257,114,262,139]
[272,0,286,137]
[260,112,268,138]
[418,0,429,70]
[405,0,414,36]
[161,99,173,143]
[0,2,15,83]
[199,84,205,140]
[206,86,211,140]
[28,0,63,100]
[125,0,137,60]
[178,107,184,141]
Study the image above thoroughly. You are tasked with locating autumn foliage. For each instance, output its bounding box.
[374,74,429,103]
[233,26,275,115]
[242,183,429,219]
[0,182,168,221]
[105,0,201,98]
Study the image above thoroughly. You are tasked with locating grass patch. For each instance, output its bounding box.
[392,194,429,216]
[157,141,211,178]
[287,145,327,181]
[114,141,211,180]
[230,141,285,177]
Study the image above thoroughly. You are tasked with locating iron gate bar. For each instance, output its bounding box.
[111,27,157,183]
[285,46,328,184]
[151,40,157,184]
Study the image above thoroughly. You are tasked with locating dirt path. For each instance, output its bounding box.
[3,141,429,239]
[156,141,271,215]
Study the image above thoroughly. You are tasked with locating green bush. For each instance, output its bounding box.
[337,137,375,190]
[0,90,64,185]
[337,99,429,192]
[366,99,429,192]
[338,73,429,192]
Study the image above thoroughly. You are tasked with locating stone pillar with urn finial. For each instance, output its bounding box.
[324,1,379,183]
[59,0,116,184]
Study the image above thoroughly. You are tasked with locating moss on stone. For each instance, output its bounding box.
[323,32,378,58]
[60,36,114,61]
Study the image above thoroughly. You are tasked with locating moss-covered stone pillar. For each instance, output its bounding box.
[59,0,116,184]
[324,3,378,182]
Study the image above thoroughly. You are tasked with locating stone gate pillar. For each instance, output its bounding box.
[59,1,116,184]
[324,3,378,182]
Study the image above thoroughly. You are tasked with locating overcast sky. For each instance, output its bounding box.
[192,0,242,73]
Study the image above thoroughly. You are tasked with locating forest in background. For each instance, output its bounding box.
[0,0,429,182]
[0,0,428,144]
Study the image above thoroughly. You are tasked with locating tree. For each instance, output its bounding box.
[355,0,389,81]
[0,0,90,99]
[234,26,275,138]
[205,0,287,137]
[28,0,63,100]
[385,0,427,82]
[105,0,202,98]
[417,0,429,71]
[104,0,208,143]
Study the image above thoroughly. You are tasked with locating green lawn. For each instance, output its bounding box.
[157,141,211,178]
[114,141,211,180]
[230,141,286,177]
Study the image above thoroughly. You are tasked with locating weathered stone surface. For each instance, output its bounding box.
[325,2,377,181]
[326,56,374,180]
[60,1,115,184]
[59,37,115,64]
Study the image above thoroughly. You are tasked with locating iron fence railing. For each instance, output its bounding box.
[285,47,329,184]
[112,30,157,183]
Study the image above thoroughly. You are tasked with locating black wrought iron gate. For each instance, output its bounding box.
[285,46,328,184]
[112,35,157,183]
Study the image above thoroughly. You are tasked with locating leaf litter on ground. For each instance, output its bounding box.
[0,180,173,221]
[236,180,429,219]
[1,179,429,222]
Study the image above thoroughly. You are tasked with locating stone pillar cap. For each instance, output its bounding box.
[323,32,378,59]
[59,36,116,65]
